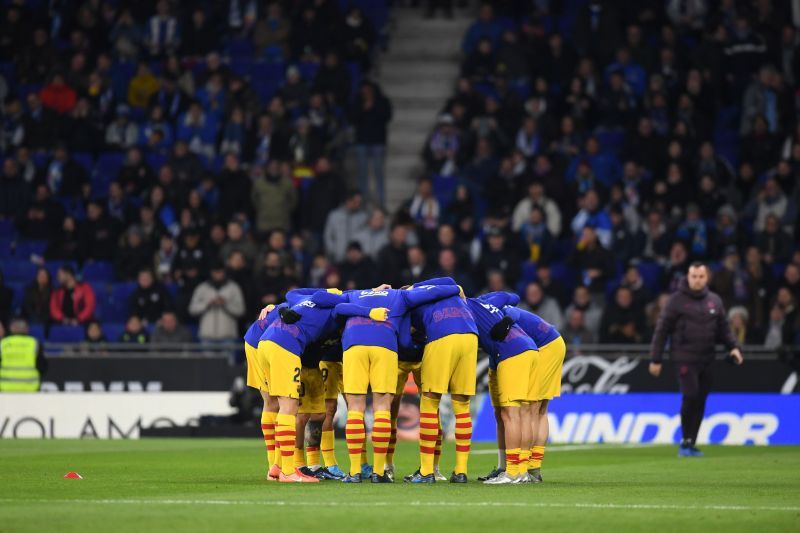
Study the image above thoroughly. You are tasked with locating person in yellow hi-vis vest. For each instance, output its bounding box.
[0,318,48,392]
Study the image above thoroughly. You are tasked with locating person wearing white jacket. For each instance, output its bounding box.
[511,181,562,237]
[188,263,245,341]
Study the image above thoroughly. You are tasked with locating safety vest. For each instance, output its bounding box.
[0,335,40,392]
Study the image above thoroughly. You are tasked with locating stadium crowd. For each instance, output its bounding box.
[0,0,798,349]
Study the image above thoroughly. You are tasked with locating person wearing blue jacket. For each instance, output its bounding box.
[502,305,566,484]
[333,284,461,483]
[402,277,478,484]
[258,288,376,483]
[466,291,539,485]
[243,304,284,481]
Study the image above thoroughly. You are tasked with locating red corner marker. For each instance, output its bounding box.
[63,472,83,479]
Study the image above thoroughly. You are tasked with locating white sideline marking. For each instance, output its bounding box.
[0,498,797,513]
[471,443,656,455]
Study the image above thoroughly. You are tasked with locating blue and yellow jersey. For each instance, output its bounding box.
[408,277,478,342]
[502,306,561,347]
[243,304,286,349]
[334,284,461,352]
[466,292,538,370]
[260,290,350,356]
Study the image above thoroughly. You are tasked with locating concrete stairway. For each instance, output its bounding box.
[377,8,471,212]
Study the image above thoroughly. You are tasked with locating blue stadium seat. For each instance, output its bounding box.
[14,240,47,260]
[46,261,77,281]
[145,151,167,172]
[226,39,254,59]
[104,282,138,322]
[8,282,24,316]
[82,262,115,282]
[94,152,125,182]
[637,261,664,295]
[49,325,85,343]
[1,260,38,283]
[432,174,459,211]
[0,238,12,257]
[103,322,127,343]
[596,129,626,155]
[72,152,95,175]
[28,324,45,343]
[0,219,14,237]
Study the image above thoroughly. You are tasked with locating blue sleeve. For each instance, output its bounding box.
[502,305,521,323]
[309,291,348,308]
[264,303,288,327]
[333,303,375,319]
[402,284,460,309]
[415,277,456,287]
[286,288,322,306]
[481,291,520,308]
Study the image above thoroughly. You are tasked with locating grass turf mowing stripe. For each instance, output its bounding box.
[1,498,797,513]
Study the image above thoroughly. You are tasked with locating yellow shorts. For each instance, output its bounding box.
[319,361,343,401]
[488,350,536,407]
[245,343,269,393]
[396,360,422,396]
[263,340,301,399]
[534,336,566,400]
[420,333,478,396]
[343,345,398,395]
[299,367,325,414]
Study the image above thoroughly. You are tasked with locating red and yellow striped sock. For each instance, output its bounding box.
[294,447,305,469]
[386,419,397,465]
[372,410,392,476]
[519,448,531,473]
[452,399,472,475]
[261,411,277,468]
[275,413,297,476]
[531,445,545,469]
[434,424,443,468]
[321,430,337,467]
[306,445,320,468]
[345,411,365,476]
[506,448,521,478]
[419,396,440,476]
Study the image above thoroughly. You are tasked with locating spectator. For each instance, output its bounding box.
[339,242,378,290]
[728,306,759,345]
[150,310,193,344]
[350,81,392,207]
[571,189,612,248]
[45,145,88,199]
[518,281,565,331]
[435,248,475,296]
[511,181,562,236]
[81,201,117,262]
[255,251,290,306]
[252,2,290,60]
[401,246,435,286]
[377,224,411,289]
[105,105,139,149]
[600,286,646,343]
[0,271,11,328]
[188,262,245,341]
[462,3,504,54]
[49,265,96,325]
[22,268,52,324]
[145,0,181,58]
[567,227,615,297]
[251,159,297,236]
[475,228,521,288]
[756,213,793,265]
[564,285,604,337]
[0,159,29,221]
[40,73,77,115]
[562,308,598,346]
[84,320,107,344]
[128,62,160,109]
[407,179,441,236]
[324,191,368,264]
[120,315,148,344]
[219,220,258,266]
[129,269,171,325]
[355,208,390,260]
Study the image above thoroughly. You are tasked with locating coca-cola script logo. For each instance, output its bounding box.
[561,356,640,394]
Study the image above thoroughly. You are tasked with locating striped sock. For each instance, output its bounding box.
[360,447,368,466]
[261,411,277,468]
[506,448,521,478]
[345,411,365,476]
[275,414,297,476]
[321,430,337,467]
[306,446,320,469]
[419,396,440,476]
[386,419,397,465]
[531,445,545,469]
[372,410,391,476]
[294,447,305,469]
[434,424,443,467]
[452,399,472,475]
[519,448,531,473]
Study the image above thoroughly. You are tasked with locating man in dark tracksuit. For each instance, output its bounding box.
[649,263,744,457]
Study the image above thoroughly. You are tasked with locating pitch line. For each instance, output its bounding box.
[0,498,797,513]
[471,443,658,455]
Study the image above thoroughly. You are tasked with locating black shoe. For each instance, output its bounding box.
[371,472,393,483]
[404,471,436,484]
[528,468,543,483]
[403,468,421,483]
[299,466,317,477]
[478,467,503,482]
[449,472,468,483]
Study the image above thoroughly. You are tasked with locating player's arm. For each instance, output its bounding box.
[480,291,521,308]
[285,288,323,306]
[488,305,519,341]
[414,276,457,287]
[308,290,349,308]
[649,296,679,376]
[401,284,461,309]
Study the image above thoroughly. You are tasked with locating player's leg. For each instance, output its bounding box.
[386,362,411,481]
[369,346,398,482]
[248,343,278,478]
[530,399,549,481]
[449,334,479,481]
[305,413,325,472]
[259,392,279,479]
[690,363,714,456]
[677,363,701,456]
[299,367,326,474]
[319,361,345,477]
[343,347,370,482]
[494,405,522,482]
[478,368,506,481]
[294,413,310,470]
[518,402,534,482]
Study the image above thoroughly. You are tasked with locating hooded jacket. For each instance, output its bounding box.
[650,277,738,364]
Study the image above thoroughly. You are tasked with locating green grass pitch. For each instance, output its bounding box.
[0,439,798,533]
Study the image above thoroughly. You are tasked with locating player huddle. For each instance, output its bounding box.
[242,277,566,484]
